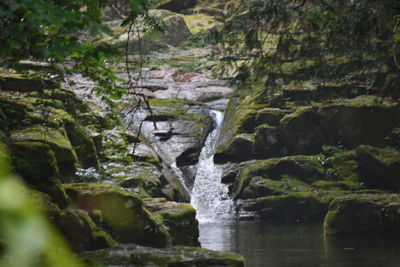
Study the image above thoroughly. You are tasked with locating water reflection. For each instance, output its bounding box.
[199,221,400,267]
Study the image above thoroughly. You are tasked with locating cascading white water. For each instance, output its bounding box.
[190,110,234,223]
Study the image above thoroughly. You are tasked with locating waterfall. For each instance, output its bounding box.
[190,110,234,223]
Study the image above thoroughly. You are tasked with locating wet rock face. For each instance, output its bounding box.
[324,194,400,236]
[81,244,245,267]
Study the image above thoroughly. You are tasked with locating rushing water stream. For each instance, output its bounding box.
[190,110,234,223]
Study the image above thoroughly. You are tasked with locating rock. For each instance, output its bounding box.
[11,126,78,179]
[253,125,282,157]
[161,164,191,202]
[56,208,116,252]
[161,13,192,46]
[64,183,171,248]
[11,141,70,208]
[318,97,400,149]
[256,192,329,223]
[81,244,245,267]
[280,107,328,155]
[237,108,290,134]
[0,95,44,130]
[231,156,325,199]
[143,8,191,47]
[214,134,255,163]
[128,99,213,190]
[324,146,400,191]
[144,198,199,246]
[157,0,198,12]
[324,194,400,236]
[355,145,400,191]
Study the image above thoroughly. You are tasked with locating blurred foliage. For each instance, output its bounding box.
[0,144,85,267]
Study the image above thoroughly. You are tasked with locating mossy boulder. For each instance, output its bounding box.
[64,183,171,248]
[325,146,400,191]
[11,141,70,207]
[355,145,400,191]
[244,176,312,199]
[280,107,328,155]
[237,108,289,133]
[256,192,329,223]
[81,244,245,267]
[253,125,282,157]
[144,198,199,246]
[214,134,255,163]
[10,126,78,179]
[318,98,400,149]
[232,156,325,199]
[324,194,400,236]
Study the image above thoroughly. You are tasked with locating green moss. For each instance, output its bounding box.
[183,13,222,34]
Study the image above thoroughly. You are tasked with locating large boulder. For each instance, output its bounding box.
[64,183,171,248]
[231,156,325,199]
[256,192,329,223]
[324,194,400,236]
[214,134,255,163]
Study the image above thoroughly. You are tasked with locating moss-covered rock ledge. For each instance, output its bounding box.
[81,244,245,267]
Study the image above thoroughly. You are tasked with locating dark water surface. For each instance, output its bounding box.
[199,221,400,267]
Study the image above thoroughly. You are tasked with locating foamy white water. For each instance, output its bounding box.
[190,110,234,223]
